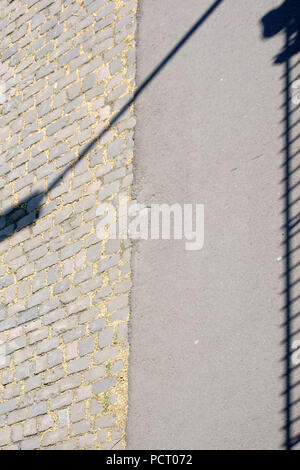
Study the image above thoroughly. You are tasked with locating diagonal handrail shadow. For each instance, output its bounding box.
[261,0,300,451]
[0,0,224,242]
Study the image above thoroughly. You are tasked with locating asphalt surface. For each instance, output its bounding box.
[127,0,285,449]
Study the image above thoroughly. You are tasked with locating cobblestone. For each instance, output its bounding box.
[0,0,136,451]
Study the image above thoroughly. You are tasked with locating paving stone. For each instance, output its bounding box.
[93,376,116,395]
[70,419,90,437]
[70,402,85,423]
[29,402,47,418]
[58,409,69,427]
[79,337,94,356]
[68,357,91,375]
[50,392,73,411]
[20,436,40,450]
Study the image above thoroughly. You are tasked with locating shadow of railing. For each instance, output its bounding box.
[261,0,300,450]
[0,0,224,242]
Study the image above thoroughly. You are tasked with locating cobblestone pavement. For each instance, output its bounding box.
[0,0,137,450]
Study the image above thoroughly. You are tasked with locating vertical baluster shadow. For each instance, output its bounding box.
[262,0,300,450]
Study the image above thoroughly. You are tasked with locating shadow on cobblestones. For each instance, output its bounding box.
[0,0,224,242]
[261,0,300,450]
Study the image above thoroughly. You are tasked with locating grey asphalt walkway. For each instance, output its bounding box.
[127,0,285,449]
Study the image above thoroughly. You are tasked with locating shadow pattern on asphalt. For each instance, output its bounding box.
[262,0,300,450]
